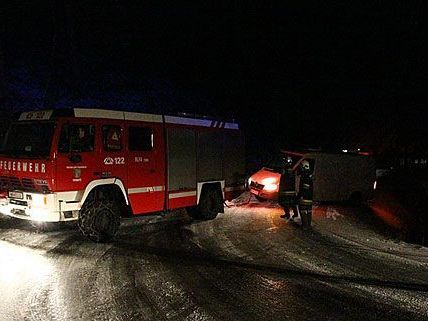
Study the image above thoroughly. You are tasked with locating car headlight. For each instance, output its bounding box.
[263,183,278,192]
[261,177,277,185]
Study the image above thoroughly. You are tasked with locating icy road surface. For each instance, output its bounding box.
[0,197,427,320]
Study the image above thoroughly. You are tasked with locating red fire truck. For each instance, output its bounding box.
[0,109,245,241]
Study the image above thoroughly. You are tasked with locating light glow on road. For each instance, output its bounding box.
[0,240,53,285]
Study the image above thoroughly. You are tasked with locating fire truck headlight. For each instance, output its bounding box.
[263,183,278,192]
[248,177,252,186]
[32,195,48,207]
[373,181,377,190]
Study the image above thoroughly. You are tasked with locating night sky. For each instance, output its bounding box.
[1,1,427,157]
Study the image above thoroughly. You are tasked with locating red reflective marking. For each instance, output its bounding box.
[129,192,164,214]
[168,195,197,209]
[370,204,402,230]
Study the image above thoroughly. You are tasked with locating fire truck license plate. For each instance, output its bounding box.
[9,191,23,199]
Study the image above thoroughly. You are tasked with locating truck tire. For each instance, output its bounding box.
[300,209,312,229]
[186,206,200,219]
[78,200,120,242]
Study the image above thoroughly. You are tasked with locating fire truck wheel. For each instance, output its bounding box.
[186,206,200,219]
[78,200,121,242]
[198,188,221,220]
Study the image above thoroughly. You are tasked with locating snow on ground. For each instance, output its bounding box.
[226,192,428,263]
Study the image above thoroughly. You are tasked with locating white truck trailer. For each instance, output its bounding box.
[249,151,376,204]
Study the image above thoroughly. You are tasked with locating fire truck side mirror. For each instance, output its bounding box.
[69,154,82,164]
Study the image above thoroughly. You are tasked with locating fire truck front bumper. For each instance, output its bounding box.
[0,192,78,222]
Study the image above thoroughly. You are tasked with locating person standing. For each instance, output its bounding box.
[279,157,297,220]
[296,160,314,229]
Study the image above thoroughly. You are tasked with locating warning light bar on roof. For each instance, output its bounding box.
[18,110,53,121]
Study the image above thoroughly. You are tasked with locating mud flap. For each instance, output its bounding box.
[197,182,224,220]
[200,182,224,213]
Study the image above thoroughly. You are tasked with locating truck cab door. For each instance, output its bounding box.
[99,122,127,182]
[55,122,98,193]
[126,123,165,214]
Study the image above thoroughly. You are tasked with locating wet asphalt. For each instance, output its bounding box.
[0,202,427,321]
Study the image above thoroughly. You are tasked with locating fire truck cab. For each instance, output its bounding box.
[0,109,245,241]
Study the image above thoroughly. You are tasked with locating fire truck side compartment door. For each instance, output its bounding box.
[126,123,165,214]
[197,131,224,182]
[166,127,197,208]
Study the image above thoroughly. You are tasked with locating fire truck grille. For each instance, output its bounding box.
[0,176,47,193]
[22,178,36,190]
[250,181,264,190]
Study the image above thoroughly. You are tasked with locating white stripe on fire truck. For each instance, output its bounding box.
[165,116,239,129]
[224,123,239,129]
[73,108,164,123]
[166,116,213,127]
[124,112,163,123]
[128,186,164,194]
[71,110,239,129]
[168,191,197,199]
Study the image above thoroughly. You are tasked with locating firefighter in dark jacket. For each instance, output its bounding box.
[279,157,297,220]
[297,160,314,228]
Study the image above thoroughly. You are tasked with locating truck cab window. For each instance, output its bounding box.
[58,124,95,153]
[103,125,122,151]
[129,127,153,151]
[1,122,55,157]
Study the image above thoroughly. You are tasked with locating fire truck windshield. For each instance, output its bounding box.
[1,122,55,158]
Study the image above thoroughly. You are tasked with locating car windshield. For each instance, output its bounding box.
[1,122,55,158]
[265,153,301,172]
